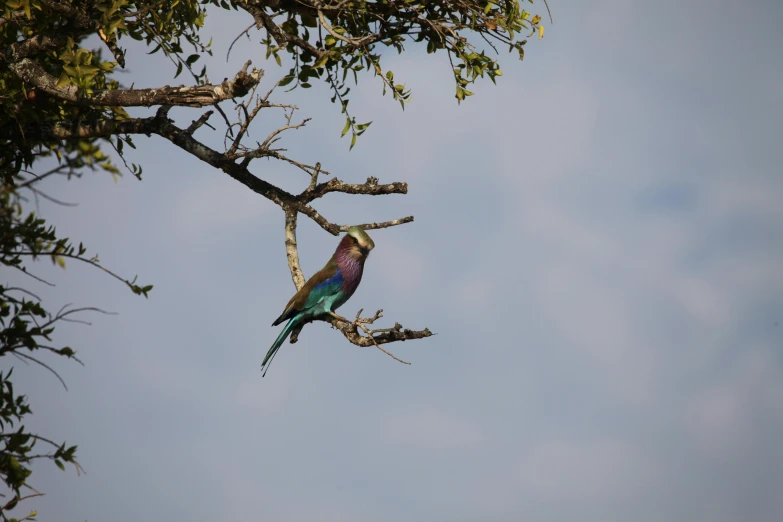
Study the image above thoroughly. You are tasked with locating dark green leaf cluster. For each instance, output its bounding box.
[0,367,80,494]
[250,0,546,143]
[1,4,163,515]
[1,1,212,174]
[0,165,150,518]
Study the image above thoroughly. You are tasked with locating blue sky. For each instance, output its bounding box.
[8,0,783,521]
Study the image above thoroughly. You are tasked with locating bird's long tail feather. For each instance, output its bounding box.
[262,316,299,377]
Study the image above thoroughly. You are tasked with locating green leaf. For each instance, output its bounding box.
[354,121,372,134]
[341,117,351,137]
[55,73,72,88]
[312,53,329,69]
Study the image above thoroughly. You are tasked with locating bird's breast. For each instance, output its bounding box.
[336,257,364,296]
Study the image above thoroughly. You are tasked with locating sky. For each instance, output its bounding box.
[6,0,783,521]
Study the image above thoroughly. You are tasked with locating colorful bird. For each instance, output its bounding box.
[262,226,375,375]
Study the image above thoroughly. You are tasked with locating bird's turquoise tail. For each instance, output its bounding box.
[262,316,299,375]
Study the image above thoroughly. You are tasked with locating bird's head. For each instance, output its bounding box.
[346,226,375,258]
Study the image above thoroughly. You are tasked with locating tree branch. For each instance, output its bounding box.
[0,33,69,64]
[245,2,325,59]
[302,175,408,202]
[339,216,414,232]
[284,208,306,289]
[5,62,431,359]
[316,7,376,48]
[10,60,263,108]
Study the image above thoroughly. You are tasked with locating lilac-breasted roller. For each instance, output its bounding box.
[262,226,375,374]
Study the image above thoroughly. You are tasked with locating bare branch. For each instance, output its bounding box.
[10,265,55,287]
[338,216,414,232]
[0,493,44,515]
[289,305,432,355]
[227,22,257,61]
[26,185,79,207]
[290,203,341,235]
[284,208,306,290]
[12,351,69,390]
[258,115,311,153]
[302,176,408,202]
[308,162,322,191]
[327,309,433,349]
[17,164,71,189]
[186,110,215,135]
[329,311,411,364]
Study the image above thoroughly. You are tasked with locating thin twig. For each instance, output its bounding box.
[227,22,257,61]
[12,351,68,390]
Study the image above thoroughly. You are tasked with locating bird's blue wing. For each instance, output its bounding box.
[302,268,344,310]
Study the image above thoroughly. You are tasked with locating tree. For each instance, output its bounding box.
[0,0,548,518]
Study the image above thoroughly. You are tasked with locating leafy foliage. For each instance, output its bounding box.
[0,135,151,522]
[252,0,546,146]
